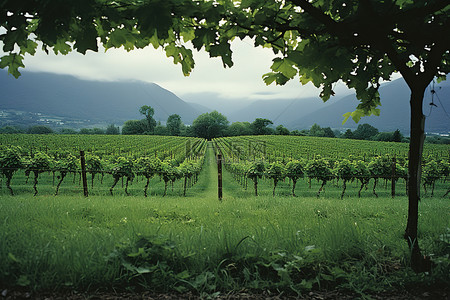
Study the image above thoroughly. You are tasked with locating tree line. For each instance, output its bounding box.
[1,105,448,145]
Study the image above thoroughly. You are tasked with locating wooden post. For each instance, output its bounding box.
[391,155,396,198]
[80,151,89,197]
[217,154,223,201]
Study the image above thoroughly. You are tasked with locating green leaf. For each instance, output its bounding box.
[106,28,136,51]
[192,28,217,51]
[180,28,196,43]
[0,54,25,78]
[436,75,447,84]
[342,112,352,125]
[136,1,173,40]
[8,252,20,263]
[270,58,297,79]
[74,24,99,54]
[209,42,233,68]
[20,40,38,56]
[263,72,290,85]
[53,40,72,55]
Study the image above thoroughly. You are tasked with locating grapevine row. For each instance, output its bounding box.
[213,137,449,198]
[0,137,207,197]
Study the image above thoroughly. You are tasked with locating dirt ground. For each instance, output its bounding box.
[1,285,449,300]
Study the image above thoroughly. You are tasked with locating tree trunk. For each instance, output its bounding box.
[404,84,431,273]
[372,178,378,198]
[55,172,66,196]
[341,179,347,199]
[292,179,297,197]
[110,176,120,196]
[163,180,168,196]
[144,177,150,197]
[272,179,278,197]
[317,181,326,197]
[6,175,13,196]
[125,177,130,196]
[33,171,39,196]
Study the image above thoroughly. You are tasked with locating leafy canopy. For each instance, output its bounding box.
[1,0,448,121]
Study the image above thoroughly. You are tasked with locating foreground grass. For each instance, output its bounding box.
[1,194,448,295]
[0,145,448,296]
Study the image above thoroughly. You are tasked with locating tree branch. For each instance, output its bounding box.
[288,0,339,30]
[420,41,449,86]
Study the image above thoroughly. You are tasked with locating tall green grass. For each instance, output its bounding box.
[0,193,448,294]
[0,144,448,295]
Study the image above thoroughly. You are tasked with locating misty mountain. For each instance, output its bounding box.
[0,70,202,125]
[182,92,253,116]
[288,78,450,134]
[227,97,332,124]
[1,70,448,134]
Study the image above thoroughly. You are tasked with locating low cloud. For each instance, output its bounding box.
[2,38,347,101]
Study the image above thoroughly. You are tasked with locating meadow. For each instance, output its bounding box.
[0,135,449,298]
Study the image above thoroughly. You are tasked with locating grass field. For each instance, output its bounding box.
[0,142,449,297]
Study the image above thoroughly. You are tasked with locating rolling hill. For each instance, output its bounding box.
[287,78,450,134]
[1,70,448,134]
[0,70,202,125]
[227,97,333,124]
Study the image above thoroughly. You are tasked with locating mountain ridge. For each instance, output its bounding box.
[288,78,450,134]
[0,70,202,125]
[1,70,448,134]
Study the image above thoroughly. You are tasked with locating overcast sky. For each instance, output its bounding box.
[5,38,355,104]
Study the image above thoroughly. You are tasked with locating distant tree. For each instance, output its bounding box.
[0,126,25,134]
[92,128,105,134]
[79,128,104,134]
[341,129,354,139]
[227,122,253,136]
[122,120,148,135]
[290,130,305,136]
[353,124,379,140]
[166,114,182,136]
[180,125,196,137]
[105,124,120,135]
[392,129,403,143]
[79,128,91,135]
[59,128,78,134]
[275,125,290,135]
[372,129,405,142]
[309,123,335,137]
[333,130,341,138]
[425,136,450,145]
[139,105,156,133]
[322,127,335,138]
[154,123,169,136]
[309,123,324,137]
[192,111,229,140]
[28,125,53,134]
[251,118,273,135]
[372,132,394,142]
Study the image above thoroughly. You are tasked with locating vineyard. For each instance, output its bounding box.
[213,136,450,198]
[0,135,207,197]
[0,134,449,198]
[0,134,449,297]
